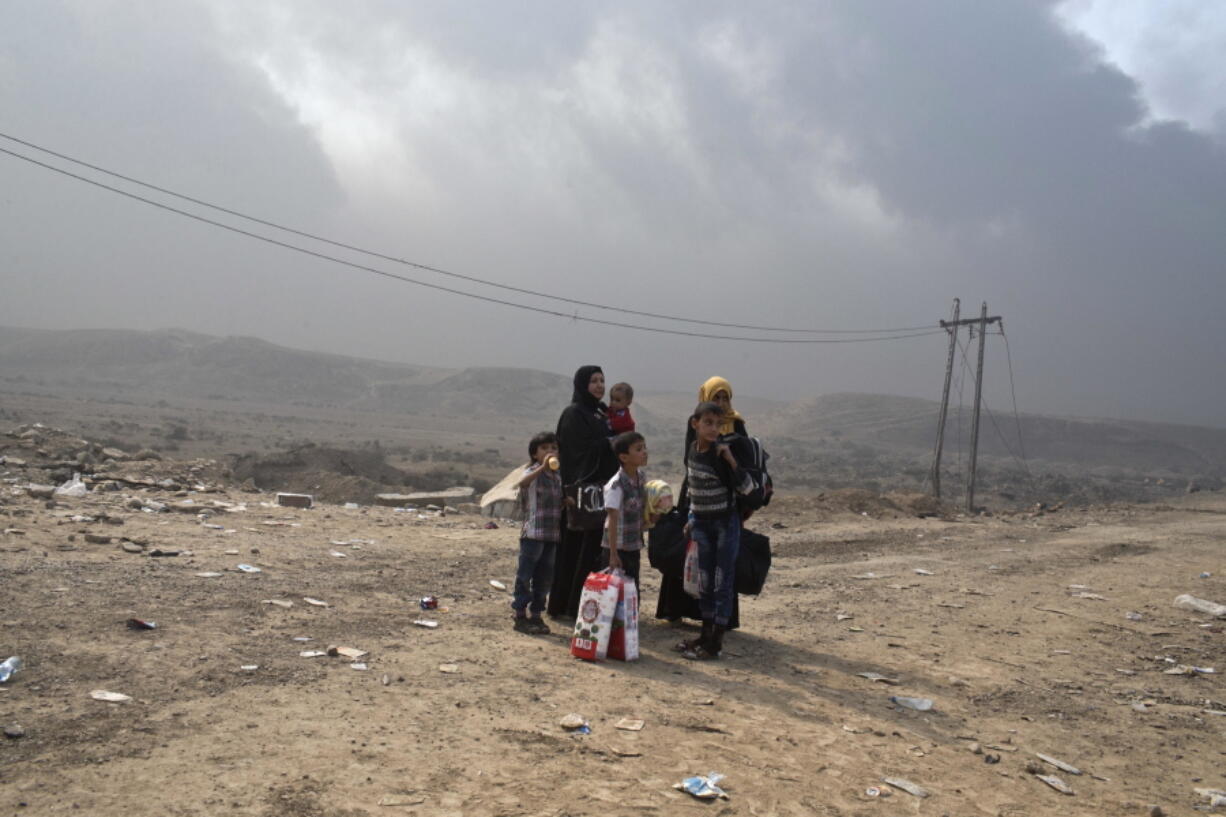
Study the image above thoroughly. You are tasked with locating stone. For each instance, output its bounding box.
[375,487,475,508]
[3,725,24,739]
[83,533,112,545]
[480,467,523,519]
[101,447,130,461]
[275,492,314,509]
[26,484,56,500]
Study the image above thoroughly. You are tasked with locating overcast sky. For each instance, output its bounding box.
[2,1,1224,426]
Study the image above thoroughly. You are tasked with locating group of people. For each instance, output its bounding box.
[510,365,757,661]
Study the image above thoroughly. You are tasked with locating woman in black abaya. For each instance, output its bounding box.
[546,365,619,619]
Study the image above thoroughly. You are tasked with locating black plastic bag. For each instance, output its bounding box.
[647,507,687,576]
[736,528,771,596]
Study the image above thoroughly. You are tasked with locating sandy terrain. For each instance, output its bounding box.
[1,479,1224,815]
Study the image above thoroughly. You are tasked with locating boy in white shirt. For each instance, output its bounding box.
[599,432,649,588]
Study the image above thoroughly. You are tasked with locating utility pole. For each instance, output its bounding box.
[930,298,960,498]
[931,300,1001,510]
[966,302,990,513]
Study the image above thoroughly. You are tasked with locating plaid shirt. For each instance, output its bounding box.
[520,467,563,543]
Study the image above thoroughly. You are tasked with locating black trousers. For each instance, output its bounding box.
[547,525,604,618]
[597,548,641,590]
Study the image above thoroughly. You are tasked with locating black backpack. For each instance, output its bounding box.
[726,434,773,513]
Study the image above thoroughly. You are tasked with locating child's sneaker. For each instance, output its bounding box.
[513,615,534,634]
[527,616,551,635]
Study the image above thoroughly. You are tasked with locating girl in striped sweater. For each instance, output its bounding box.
[681,401,753,660]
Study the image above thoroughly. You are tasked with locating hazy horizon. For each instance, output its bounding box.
[2,2,1224,426]
[7,321,1226,434]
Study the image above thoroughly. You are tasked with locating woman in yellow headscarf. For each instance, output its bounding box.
[697,376,745,437]
[654,376,747,628]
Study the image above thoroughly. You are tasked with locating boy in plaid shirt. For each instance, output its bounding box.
[513,431,563,634]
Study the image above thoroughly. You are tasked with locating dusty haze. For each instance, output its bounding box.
[2,2,1225,426]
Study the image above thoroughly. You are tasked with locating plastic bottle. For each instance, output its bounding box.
[889,695,934,711]
[1174,594,1226,618]
[0,656,22,683]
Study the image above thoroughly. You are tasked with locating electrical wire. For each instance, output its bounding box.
[998,323,1029,467]
[0,144,948,345]
[958,339,976,491]
[0,130,936,336]
[955,345,966,487]
[955,333,1033,480]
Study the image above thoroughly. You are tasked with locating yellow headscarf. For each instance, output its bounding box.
[698,376,744,436]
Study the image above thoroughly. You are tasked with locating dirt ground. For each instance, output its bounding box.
[1,481,1224,816]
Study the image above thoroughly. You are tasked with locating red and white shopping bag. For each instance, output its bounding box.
[607,574,639,662]
[682,539,701,598]
[570,570,621,661]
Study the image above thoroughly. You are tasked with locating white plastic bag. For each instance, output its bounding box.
[54,472,88,498]
[570,571,620,661]
[682,539,701,598]
[608,574,639,661]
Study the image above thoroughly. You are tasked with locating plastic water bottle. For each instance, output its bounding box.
[890,695,934,711]
[0,656,22,683]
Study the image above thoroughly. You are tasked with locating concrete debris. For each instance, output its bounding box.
[375,487,475,508]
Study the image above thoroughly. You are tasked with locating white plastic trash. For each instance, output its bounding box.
[0,656,21,683]
[1174,594,1226,618]
[90,690,132,703]
[54,473,88,498]
[890,695,934,711]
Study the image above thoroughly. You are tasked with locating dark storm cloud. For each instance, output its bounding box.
[1,1,1224,425]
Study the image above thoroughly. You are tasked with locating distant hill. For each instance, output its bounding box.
[758,392,1226,475]
[2,325,1224,478]
[0,326,449,406]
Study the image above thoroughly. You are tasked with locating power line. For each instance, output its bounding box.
[955,333,1032,479]
[0,130,935,336]
[955,340,967,484]
[998,324,1029,467]
[0,144,947,346]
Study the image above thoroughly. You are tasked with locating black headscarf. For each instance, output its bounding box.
[556,365,616,486]
[571,365,605,410]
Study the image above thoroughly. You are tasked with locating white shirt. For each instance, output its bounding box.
[603,470,624,515]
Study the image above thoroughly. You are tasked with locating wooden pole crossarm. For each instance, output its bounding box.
[940,316,1001,328]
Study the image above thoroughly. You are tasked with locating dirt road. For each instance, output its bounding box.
[1,487,1223,815]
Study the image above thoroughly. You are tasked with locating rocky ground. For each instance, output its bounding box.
[1,424,1224,816]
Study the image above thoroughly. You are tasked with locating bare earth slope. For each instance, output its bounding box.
[1,469,1223,814]
[4,326,1226,478]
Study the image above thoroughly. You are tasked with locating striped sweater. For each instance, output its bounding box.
[686,442,752,519]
